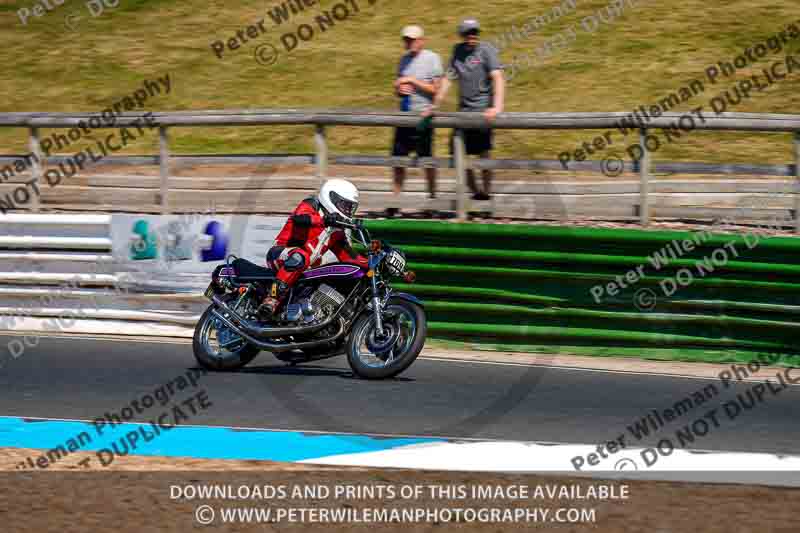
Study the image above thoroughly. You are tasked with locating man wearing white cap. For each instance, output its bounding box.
[390,25,443,215]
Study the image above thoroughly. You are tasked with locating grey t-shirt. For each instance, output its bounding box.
[447,42,502,111]
[397,49,444,112]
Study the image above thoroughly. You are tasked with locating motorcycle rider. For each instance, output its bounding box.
[262,178,368,316]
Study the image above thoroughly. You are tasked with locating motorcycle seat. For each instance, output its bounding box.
[232,258,276,281]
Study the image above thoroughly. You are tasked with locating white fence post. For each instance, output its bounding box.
[158,126,169,215]
[28,127,42,213]
[454,129,467,221]
[639,128,650,226]
[315,125,328,185]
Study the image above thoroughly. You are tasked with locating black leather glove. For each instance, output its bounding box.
[324,213,342,227]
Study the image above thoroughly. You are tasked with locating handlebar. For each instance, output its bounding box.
[333,218,370,247]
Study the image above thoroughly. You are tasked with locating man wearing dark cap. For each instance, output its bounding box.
[425,18,505,201]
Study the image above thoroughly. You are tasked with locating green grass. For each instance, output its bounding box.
[1,0,799,165]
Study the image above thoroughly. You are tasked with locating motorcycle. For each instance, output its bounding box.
[192,218,426,379]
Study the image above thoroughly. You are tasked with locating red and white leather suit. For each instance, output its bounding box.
[266,197,367,300]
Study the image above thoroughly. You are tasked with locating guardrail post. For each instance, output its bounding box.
[28,127,42,213]
[315,125,328,184]
[639,128,650,226]
[795,132,800,234]
[158,126,169,215]
[454,129,467,221]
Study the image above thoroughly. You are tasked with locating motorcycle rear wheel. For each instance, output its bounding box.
[193,306,260,371]
[346,299,426,379]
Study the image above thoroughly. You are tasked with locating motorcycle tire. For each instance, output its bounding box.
[346,299,426,380]
[193,306,260,371]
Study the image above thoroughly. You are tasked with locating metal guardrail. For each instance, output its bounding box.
[1,109,799,228]
[0,214,203,338]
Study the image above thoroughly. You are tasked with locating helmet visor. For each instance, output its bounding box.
[330,190,358,217]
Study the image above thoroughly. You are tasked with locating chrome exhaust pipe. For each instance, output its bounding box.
[211,294,342,338]
[210,309,345,353]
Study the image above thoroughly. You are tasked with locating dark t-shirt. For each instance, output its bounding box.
[447,42,502,111]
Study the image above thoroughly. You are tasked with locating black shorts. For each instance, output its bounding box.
[392,127,433,157]
[450,128,494,155]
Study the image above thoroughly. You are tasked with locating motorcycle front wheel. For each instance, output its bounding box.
[346,298,426,379]
[193,306,260,371]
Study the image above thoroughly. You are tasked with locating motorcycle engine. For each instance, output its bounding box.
[284,284,345,323]
[310,283,345,312]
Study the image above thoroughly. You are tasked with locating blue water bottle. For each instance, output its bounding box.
[401,94,411,112]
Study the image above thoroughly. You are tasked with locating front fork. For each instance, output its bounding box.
[370,273,384,335]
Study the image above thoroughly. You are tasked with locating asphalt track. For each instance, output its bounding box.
[1,334,799,456]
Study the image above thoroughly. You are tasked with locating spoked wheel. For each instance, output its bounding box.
[346,299,426,379]
[193,306,260,371]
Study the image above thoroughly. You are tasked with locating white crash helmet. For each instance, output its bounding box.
[318,178,359,221]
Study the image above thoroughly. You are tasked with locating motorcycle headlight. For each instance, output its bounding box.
[385,249,406,277]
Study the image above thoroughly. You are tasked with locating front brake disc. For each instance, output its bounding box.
[366,322,400,359]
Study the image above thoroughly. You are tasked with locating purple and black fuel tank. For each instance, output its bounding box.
[219,259,365,283]
[297,262,367,295]
[300,263,366,280]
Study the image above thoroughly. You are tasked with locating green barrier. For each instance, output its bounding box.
[408,262,800,296]
[425,301,800,331]
[366,220,800,361]
[399,284,800,318]
[427,322,795,352]
[424,302,798,347]
[401,245,800,279]
[371,220,800,264]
